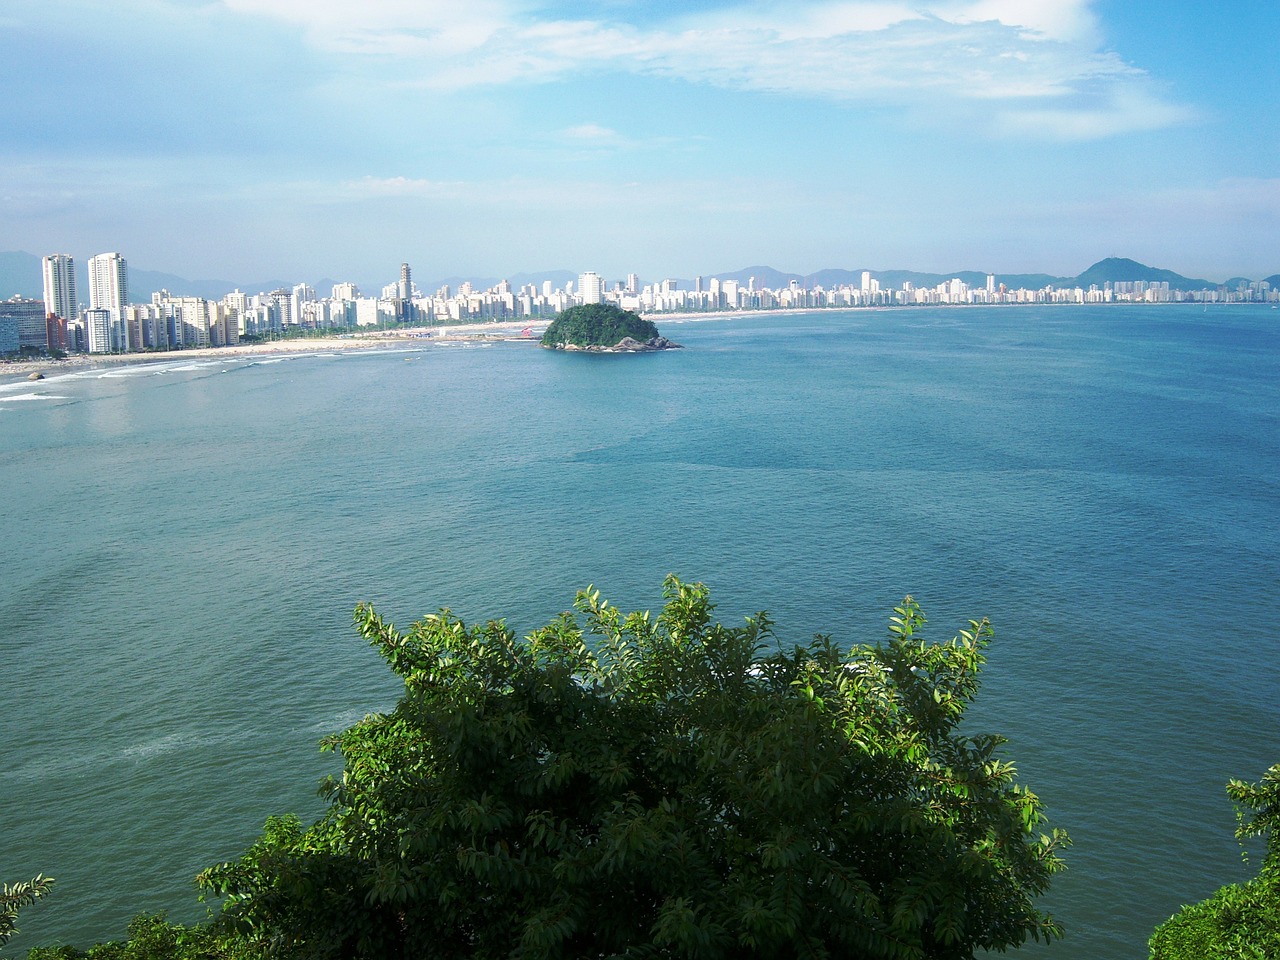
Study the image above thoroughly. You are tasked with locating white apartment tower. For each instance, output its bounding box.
[578,271,603,304]
[42,254,77,322]
[83,308,113,353]
[87,253,129,329]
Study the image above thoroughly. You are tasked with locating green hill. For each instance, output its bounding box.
[1072,258,1215,290]
[541,303,661,349]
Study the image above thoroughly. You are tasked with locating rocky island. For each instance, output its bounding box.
[540,303,682,352]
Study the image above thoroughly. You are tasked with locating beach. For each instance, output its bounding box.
[0,309,771,384]
[0,320,551,384]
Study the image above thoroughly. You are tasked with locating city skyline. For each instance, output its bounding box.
[5,249,1272,361]
[2,1,1277,283]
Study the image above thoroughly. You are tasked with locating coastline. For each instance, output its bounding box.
[1,300,1242,385]
[0,310,741,384]
[0,321,549,384]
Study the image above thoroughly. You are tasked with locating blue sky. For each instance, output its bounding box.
[2,0,1276,286]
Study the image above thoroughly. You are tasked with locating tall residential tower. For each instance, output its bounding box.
[87,253,129,352]
[42,254,77,322]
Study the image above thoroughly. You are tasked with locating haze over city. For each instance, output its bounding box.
[2,0,1277,283]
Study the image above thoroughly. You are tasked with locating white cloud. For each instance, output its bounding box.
[218,0,509,56]
[561,123,626,144]
[197,0,1189,138]
[996,86,1196,139]
[931,0,1100,42]
[334,176,460,199]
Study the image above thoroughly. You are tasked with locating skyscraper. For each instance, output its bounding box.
[397,263,413,323]
[87,253,129,334]
[0,298,48,353]
[578,271,603,304]
[42,254,77,323]
[83,308,113,354]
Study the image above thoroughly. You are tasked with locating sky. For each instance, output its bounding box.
[2,0,1277,287]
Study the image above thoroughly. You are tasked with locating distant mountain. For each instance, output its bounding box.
[1072,257,1215,290]
[130,268,258,300]
[869,269,1068,290]
[0,251,42,298]
[1266,275,1280,288]
[987,272,1067,290]
[507,270,577,291]
[703,265,805,289]
[0,251,303,302]
[420,270,578,294]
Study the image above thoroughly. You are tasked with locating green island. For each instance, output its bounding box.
[540,303,681,352]
[6,579,1277,960]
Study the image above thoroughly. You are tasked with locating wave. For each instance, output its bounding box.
[0,392,72,402]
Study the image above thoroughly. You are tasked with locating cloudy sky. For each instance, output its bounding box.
[2,0,1276,286]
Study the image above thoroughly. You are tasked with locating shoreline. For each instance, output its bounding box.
[0,322,549,383]
[1,300,1256,383]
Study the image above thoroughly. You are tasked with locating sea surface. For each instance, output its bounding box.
[2,305,1277,958]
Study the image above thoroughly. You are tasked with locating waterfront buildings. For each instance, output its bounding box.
[5,252,1275,360]
[42,254,77,326]
[0,305,21,354]
[87,253,129,352]
[83,308,113,354]
[578,271,603,305]
[0,296,52,353]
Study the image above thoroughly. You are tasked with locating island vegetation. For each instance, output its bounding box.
[540,303,677,351]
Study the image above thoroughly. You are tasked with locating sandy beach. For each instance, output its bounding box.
[0,320,552,383]
[0,308,801,384]
[0,309,771,384]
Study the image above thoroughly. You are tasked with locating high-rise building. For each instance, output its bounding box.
[578,271,603,304]
[0,311,18,355]
[268,289,293,326]
[0,297,51,353]
[722,279,739,308]
[87,253,129,343]
[84,308,112,353]
[291,283,316,328]
[42,254,77,323]
[397,263,414,322]
[46,314,68,353]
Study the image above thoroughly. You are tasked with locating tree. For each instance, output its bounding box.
[1148,763,1280,959]
[540,303,659,349]
[200,578,1068,959]
[2,876,53,950]
[23,913,242,960]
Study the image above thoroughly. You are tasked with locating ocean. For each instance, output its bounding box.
[2,304,1277,958]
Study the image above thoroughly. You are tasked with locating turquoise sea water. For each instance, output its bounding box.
[2,305,1277,958]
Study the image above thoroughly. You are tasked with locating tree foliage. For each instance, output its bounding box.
[1149,763,1280,960]
[540,303,659,348]
[199,577,1067,959]
[23,914,244,960]
[1229,763,1280,873]
[2,876,54,949]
